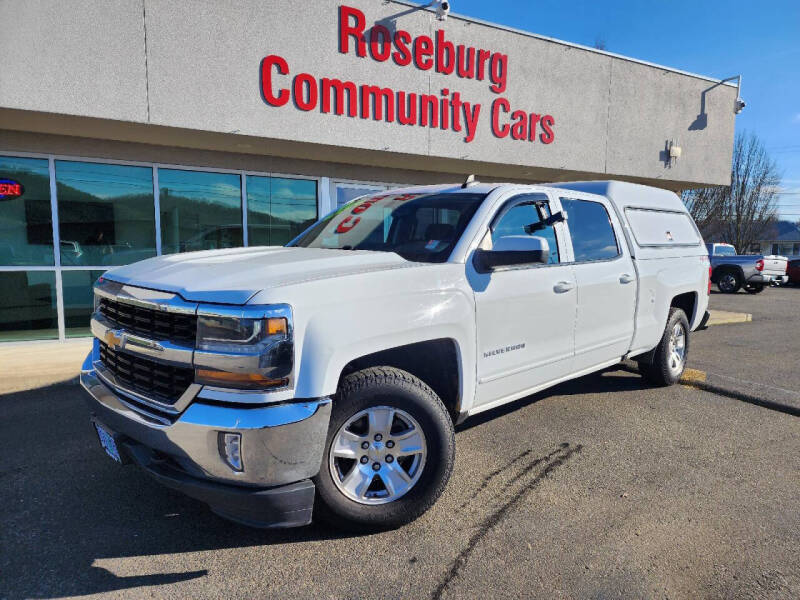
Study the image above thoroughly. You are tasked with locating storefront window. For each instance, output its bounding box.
[247,176,317,246]
[55,161,157,267]
[62,270,105,337]
[0,156,54,266]
[159,169,243,254]
[0,270,58,341]
[0,156,327,342]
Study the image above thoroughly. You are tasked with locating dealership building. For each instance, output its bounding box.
[0,0,739,342]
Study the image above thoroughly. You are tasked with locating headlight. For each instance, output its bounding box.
[194,304,293,390]
[196,314,287,353]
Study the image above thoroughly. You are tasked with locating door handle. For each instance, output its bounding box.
[619,273,635,284]
[553,281,575,293]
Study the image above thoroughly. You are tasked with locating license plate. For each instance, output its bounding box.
[94,422,122,463]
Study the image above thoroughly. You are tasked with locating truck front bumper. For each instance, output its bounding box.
[80,356,332,528]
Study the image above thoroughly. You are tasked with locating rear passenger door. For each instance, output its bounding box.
[560,196,637,372]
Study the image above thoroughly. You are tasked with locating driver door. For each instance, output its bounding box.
[469,193,577,411]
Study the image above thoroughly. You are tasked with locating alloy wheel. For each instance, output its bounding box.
[328,406,427,505]
[719,273,737,292]
[667,322,687,375]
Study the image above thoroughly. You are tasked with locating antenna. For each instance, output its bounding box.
[461,174,477,188]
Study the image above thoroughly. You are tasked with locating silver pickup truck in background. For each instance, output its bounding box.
[707,243,788,293]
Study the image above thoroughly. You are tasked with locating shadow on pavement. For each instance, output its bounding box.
[0,382,359,599]
[457,367,647,432]
[1,368,645,599]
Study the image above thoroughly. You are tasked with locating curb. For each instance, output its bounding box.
[706,310,752,326]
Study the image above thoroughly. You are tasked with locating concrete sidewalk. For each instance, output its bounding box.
[0,338,91,395]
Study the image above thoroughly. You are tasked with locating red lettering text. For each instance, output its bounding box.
[540,115,555,144]
[339,5,366,56]
[260,55,290,106]
[491,98,510,138]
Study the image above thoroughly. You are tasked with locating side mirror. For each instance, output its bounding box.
[473,235,550,273]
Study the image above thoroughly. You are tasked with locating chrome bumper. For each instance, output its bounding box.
[80,353,332,488]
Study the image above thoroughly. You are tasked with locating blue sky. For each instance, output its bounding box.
[449,0,800,221]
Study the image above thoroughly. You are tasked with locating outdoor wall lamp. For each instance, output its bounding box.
[667,140,682,167]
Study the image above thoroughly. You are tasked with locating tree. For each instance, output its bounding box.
[682,132,780,252]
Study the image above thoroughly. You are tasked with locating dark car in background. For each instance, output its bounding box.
[787,258,800,285]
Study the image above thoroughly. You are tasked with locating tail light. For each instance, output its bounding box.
[756,259,764,272]
[708,266,712,294]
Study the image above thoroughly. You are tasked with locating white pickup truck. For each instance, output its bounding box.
[81,180,710,530]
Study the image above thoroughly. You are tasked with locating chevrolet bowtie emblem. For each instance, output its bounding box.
[104,329,125,350]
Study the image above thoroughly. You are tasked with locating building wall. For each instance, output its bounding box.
[0,0,738,188]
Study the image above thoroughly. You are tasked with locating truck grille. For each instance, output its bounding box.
[99,342,194,405]
[98,297,197,345]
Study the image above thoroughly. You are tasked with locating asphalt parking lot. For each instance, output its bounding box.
[1,287,799,599]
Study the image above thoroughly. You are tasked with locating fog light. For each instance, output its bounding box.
[219,432,243,472]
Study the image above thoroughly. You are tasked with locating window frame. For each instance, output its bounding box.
[480,192,567,272]
[559,195,624,265]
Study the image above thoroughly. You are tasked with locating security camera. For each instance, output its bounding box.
[436,0,450,21]
[734,98,746,114]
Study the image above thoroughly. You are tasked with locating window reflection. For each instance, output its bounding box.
[247,176,317,246]
[335,184,387,209]
[492,198,560,264]
[55,161,156,267]
[560,198,619,262]
[159,169,242,254]
[0,157,54,266]
[0,270,58,341]
[63,269,105,337]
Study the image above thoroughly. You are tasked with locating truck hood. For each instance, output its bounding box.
[102,246,418,304]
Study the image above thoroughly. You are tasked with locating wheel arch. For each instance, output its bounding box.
[711,264,744,283]
[670,291,697,324]
[337,339,463,422]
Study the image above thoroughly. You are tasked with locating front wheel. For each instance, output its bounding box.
[314,366,455,531]
[638,308,690,387]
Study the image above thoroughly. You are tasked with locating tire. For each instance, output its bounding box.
[637,308,690,387]
[717,271,742,293]
[314,366,455,531]
[744,284,765,294]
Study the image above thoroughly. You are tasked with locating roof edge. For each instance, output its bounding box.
[391,1,738,88]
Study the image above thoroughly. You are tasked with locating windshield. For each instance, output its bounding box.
[715,245,737,256]
[290,191,487,263]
